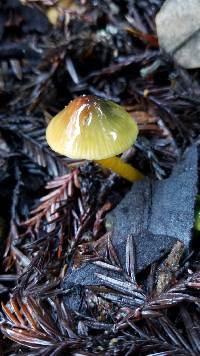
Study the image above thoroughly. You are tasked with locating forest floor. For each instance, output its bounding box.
[0,0,199,355]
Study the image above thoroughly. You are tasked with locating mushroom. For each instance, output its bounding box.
[46,95,143,182]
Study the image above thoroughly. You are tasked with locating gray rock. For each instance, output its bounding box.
[156,0,200,68]
[148,147,198,245]
[108,146,198,252]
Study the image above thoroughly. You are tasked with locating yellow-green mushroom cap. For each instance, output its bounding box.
[46,95,138,160]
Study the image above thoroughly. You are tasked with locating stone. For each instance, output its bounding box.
[108,146,198,252]
[148,146,198,245]
[156,0,200,68]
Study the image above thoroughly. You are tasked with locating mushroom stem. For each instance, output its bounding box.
[96,156,143,182]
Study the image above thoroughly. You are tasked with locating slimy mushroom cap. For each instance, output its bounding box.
[46,95,138,160]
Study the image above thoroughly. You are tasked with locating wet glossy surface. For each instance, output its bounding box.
[46,95,138,160]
